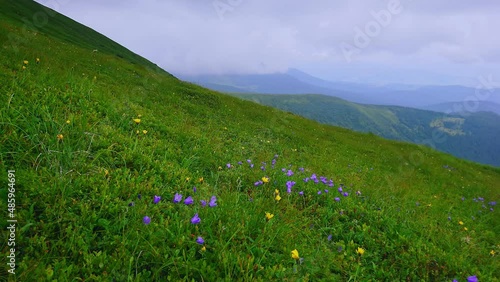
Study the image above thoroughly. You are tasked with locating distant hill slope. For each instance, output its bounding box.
[423,101,500,116]
[1,1,499,280]
[181,71,500,109]
[233,93,500,167]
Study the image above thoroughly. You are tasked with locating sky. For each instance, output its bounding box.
[35,0,500,86]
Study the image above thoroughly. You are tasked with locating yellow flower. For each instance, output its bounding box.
[464,227,468,231]
[490,250,495,256]
[275,194,281,201]
[23,60,28,65]
[104,169,109,176]
[198,177,204,183]
[137,114,142,118]
[57,134,64,140]
[201,246,206,252]
[22,66,26,70]
[185,177,191,182]
[459,221,464,225]
[356,247,365,255]
[262,177,269,183]
[133,118,141,124]
[218,166,222,170]
[265,212,274,221]
[66,120,70,124]
[274,189,280,196]
[142,130,148,134]
[291,249,299,260]
[36,58,40,63]
[136,130,140,134]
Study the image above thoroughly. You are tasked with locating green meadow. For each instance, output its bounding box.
[0,0,498,281]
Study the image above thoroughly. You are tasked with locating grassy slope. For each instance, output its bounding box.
[0,0,499,280]
[233,93,500,167]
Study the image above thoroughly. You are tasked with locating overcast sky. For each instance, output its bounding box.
[35,0,500,86]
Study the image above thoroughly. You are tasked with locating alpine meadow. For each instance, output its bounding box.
[0,0,499,281]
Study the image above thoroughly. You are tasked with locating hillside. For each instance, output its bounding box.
[232,93,500,167]
[1,1,499,281]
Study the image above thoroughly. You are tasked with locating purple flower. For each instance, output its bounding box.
[338,187,343,193]
[209,196,217,207]
[173,193,182,203]
[247,159,252,163]
[311,174,317,181]
[337,246,343,252]
[317,191,322,195]
[452,280,458,282]
[334,197,340,202]
[184,196,194,205]
[462,197,465,201]
[299,191,304,196]
[200,200,207,207]
[226,163,231,168]
[196,236,204,245]
[128,202,135,207]
[260,166,265,171]
[299,167,304,172]
[324,189,329,193]
[287,170,294,176]
[254,180,263,186]
[191,213,201,224]
[343,192,349,197]
[467,275,478,282]
[282,168,286,172]
[303,177,310,182]
[250,164,254,168]
[478,197,484,202]
[143,216,151,225]
[489,201,497,206]
[193,186,197,193]
[138,194,142,199]
[287,187,292,194]
[153,195,161,204]
[327,234,332,241]
[238,161,243,165]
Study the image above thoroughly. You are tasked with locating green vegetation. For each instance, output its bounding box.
[233,93,500,167]
[1,1,499,281]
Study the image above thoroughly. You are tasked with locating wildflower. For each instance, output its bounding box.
[334,197,340,202]
[337,246,343,252]
[193,186,197,193]
[226,163,231,169]
[104,169,109,176]
[22,66,26,70]
[490,250,495,256]
[66,120,70,124]
[275,194,281,201]
[142,130,147,134]
[260,166,265,171]
[238,161,242,165]
[57,134,64,140]
[356,191,361,196]
[338,187,343,192]
[200,200,207,207]
[184,196,194,205]
[317,191,322,195]
[138,194,142,199]
[254,181,263,186]
[36,58,40,63]
[299,191,304,196]
[218,166,222,170]
[153,195,161,204]
[247,159,252,163]
[250,164,254,168]
[198,177,204,183]
[201,246,206,252]
[448,216,451,221]
[299,167,304,172]
[327,234,332,241]
[133,118,141,124]
[275,189,280,196]
[343,192,349,197]
[191,213,201,224]
[143,216,151,225]
[208,196,217,207]
[467,275,478,282]
[291,249,299,260]
[459,221,464,225]
[303,177,310,182]
[489,201,497,206]
[196,236,204,245]
[464,227,468,231]
[262,177,270,183]
[324,189,329,193]
[286,170,294,176]
[287,186,292,194]
[356,247,365,255]
[173,193,182,203]
[265,212,274,221]
[23,60,28,65]
[128,202,134,207]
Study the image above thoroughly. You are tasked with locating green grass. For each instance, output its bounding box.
[0,0,499,281]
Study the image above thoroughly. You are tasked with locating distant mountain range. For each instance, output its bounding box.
[178,68,500,115]
[231,93,500,167]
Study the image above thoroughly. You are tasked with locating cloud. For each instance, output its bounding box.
[35,0,500,84]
